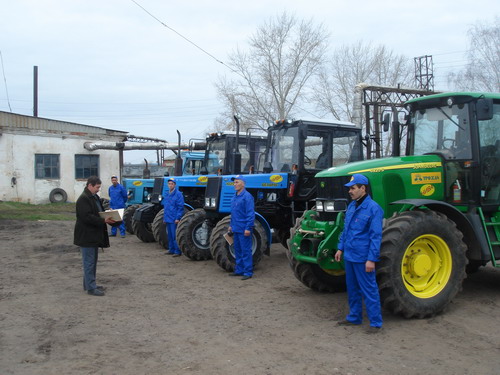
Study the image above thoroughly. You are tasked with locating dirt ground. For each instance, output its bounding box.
[1,219,499,375]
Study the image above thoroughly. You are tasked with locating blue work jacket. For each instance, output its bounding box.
[162,188,185,223]
[337,195,383,263]
[108,183,128,209]
[230,189,255,233]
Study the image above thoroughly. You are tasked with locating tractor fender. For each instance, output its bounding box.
[183,202,195,211]
[392,199,490,261]
[255,212,272,255]
[132,203,161,223]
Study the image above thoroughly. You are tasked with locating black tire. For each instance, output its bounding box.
[152,209,169,249]
[123,205,140,234]
[209,215,266,272]
[49,188,67,203]
[286,210,346,292]
[176,209,213,260]
[132,218,156,243]
[378,210,467,318]
[465,260,484,274]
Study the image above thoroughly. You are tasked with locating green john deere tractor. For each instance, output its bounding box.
[287,92,500,318]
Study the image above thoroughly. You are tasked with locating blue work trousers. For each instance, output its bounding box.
[344,260,383,328]
[233,232,253,277]
[81,247,98,291]
[166,223,181,254]
[111,221,126,236]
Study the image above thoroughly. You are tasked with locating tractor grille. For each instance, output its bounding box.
[315,176,352,221]
[316,176,352,200]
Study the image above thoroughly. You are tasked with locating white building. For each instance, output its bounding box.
[0,111,128,204]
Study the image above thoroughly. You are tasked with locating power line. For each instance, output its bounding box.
[130,0,226,68]
[0,50,12,112]
[129,0,321,120]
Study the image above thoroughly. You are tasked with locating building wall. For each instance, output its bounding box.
[0,111,128,204]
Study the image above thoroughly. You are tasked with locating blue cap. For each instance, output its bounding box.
[231,175,246,183]
[168,177,176,184]
[344,174,369,187]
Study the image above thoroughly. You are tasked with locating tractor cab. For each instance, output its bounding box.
[260,119,363,199]
[203,132,267,176]
[405,93,500,208]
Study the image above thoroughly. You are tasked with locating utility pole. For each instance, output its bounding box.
[414,55,435,91]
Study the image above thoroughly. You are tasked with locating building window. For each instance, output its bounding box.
[35,154,60,179]
[75,154,99,179]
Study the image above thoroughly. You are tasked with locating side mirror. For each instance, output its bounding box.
[476,98,493,121]
[382,113,391,132]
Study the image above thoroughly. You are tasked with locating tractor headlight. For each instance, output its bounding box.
[324,201,336,212]
[316,201,324,211]
[210,198,217,208]
[205,198,211,207]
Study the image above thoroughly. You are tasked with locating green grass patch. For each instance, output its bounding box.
[0,201,76,221]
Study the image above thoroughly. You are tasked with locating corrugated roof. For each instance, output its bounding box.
[0,111,128,137]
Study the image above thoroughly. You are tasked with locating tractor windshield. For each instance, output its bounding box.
[205,139,225,174]
[267,126,299,172]
[410,104,472,160]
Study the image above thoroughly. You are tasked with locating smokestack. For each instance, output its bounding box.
[33,66,38,117]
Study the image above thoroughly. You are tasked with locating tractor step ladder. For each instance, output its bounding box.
[478,208,500,268]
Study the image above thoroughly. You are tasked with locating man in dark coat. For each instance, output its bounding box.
[74,176,115,296]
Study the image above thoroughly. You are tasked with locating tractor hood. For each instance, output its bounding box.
[316,154,443,179]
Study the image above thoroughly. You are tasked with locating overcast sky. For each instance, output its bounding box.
[1,0,498,163]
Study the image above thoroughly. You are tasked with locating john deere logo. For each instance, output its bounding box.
[132,181,143,186]
[198,176,208,183]
[270,175,283,183]
[320,181,325,188]
[420,184,435,196]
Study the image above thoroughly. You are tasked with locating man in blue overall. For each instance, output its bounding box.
[162,178,185,257]
[228,175,255,280]
[334,174,384,333]
[108,175,128,238]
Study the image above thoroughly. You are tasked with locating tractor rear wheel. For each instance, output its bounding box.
[378,210,467,318]
[152,209,168,249]
[286,212,346,292]
[176,209,213,260]
[210,215,266,272]
[132,217,156,243]
[123,205,140,234]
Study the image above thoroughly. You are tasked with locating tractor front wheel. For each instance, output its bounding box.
[176,209,213,260]
[123,205,140,234]
[286,212,346,293]
[132,218,156,243]
[152,209,168,249]
[378,210,467,318]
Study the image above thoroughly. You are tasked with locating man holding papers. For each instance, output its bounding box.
[74,176,116,297]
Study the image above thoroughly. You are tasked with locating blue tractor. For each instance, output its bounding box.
[122,150,206,237]
[133,130,268,247]
[177,119,363,270]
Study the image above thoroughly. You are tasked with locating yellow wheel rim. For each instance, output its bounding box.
[401,234,452,298]
[322,268,345,277]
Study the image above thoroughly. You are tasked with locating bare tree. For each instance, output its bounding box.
[214,12,329,131]
[313,41,414,122]
[448,17,500,92]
